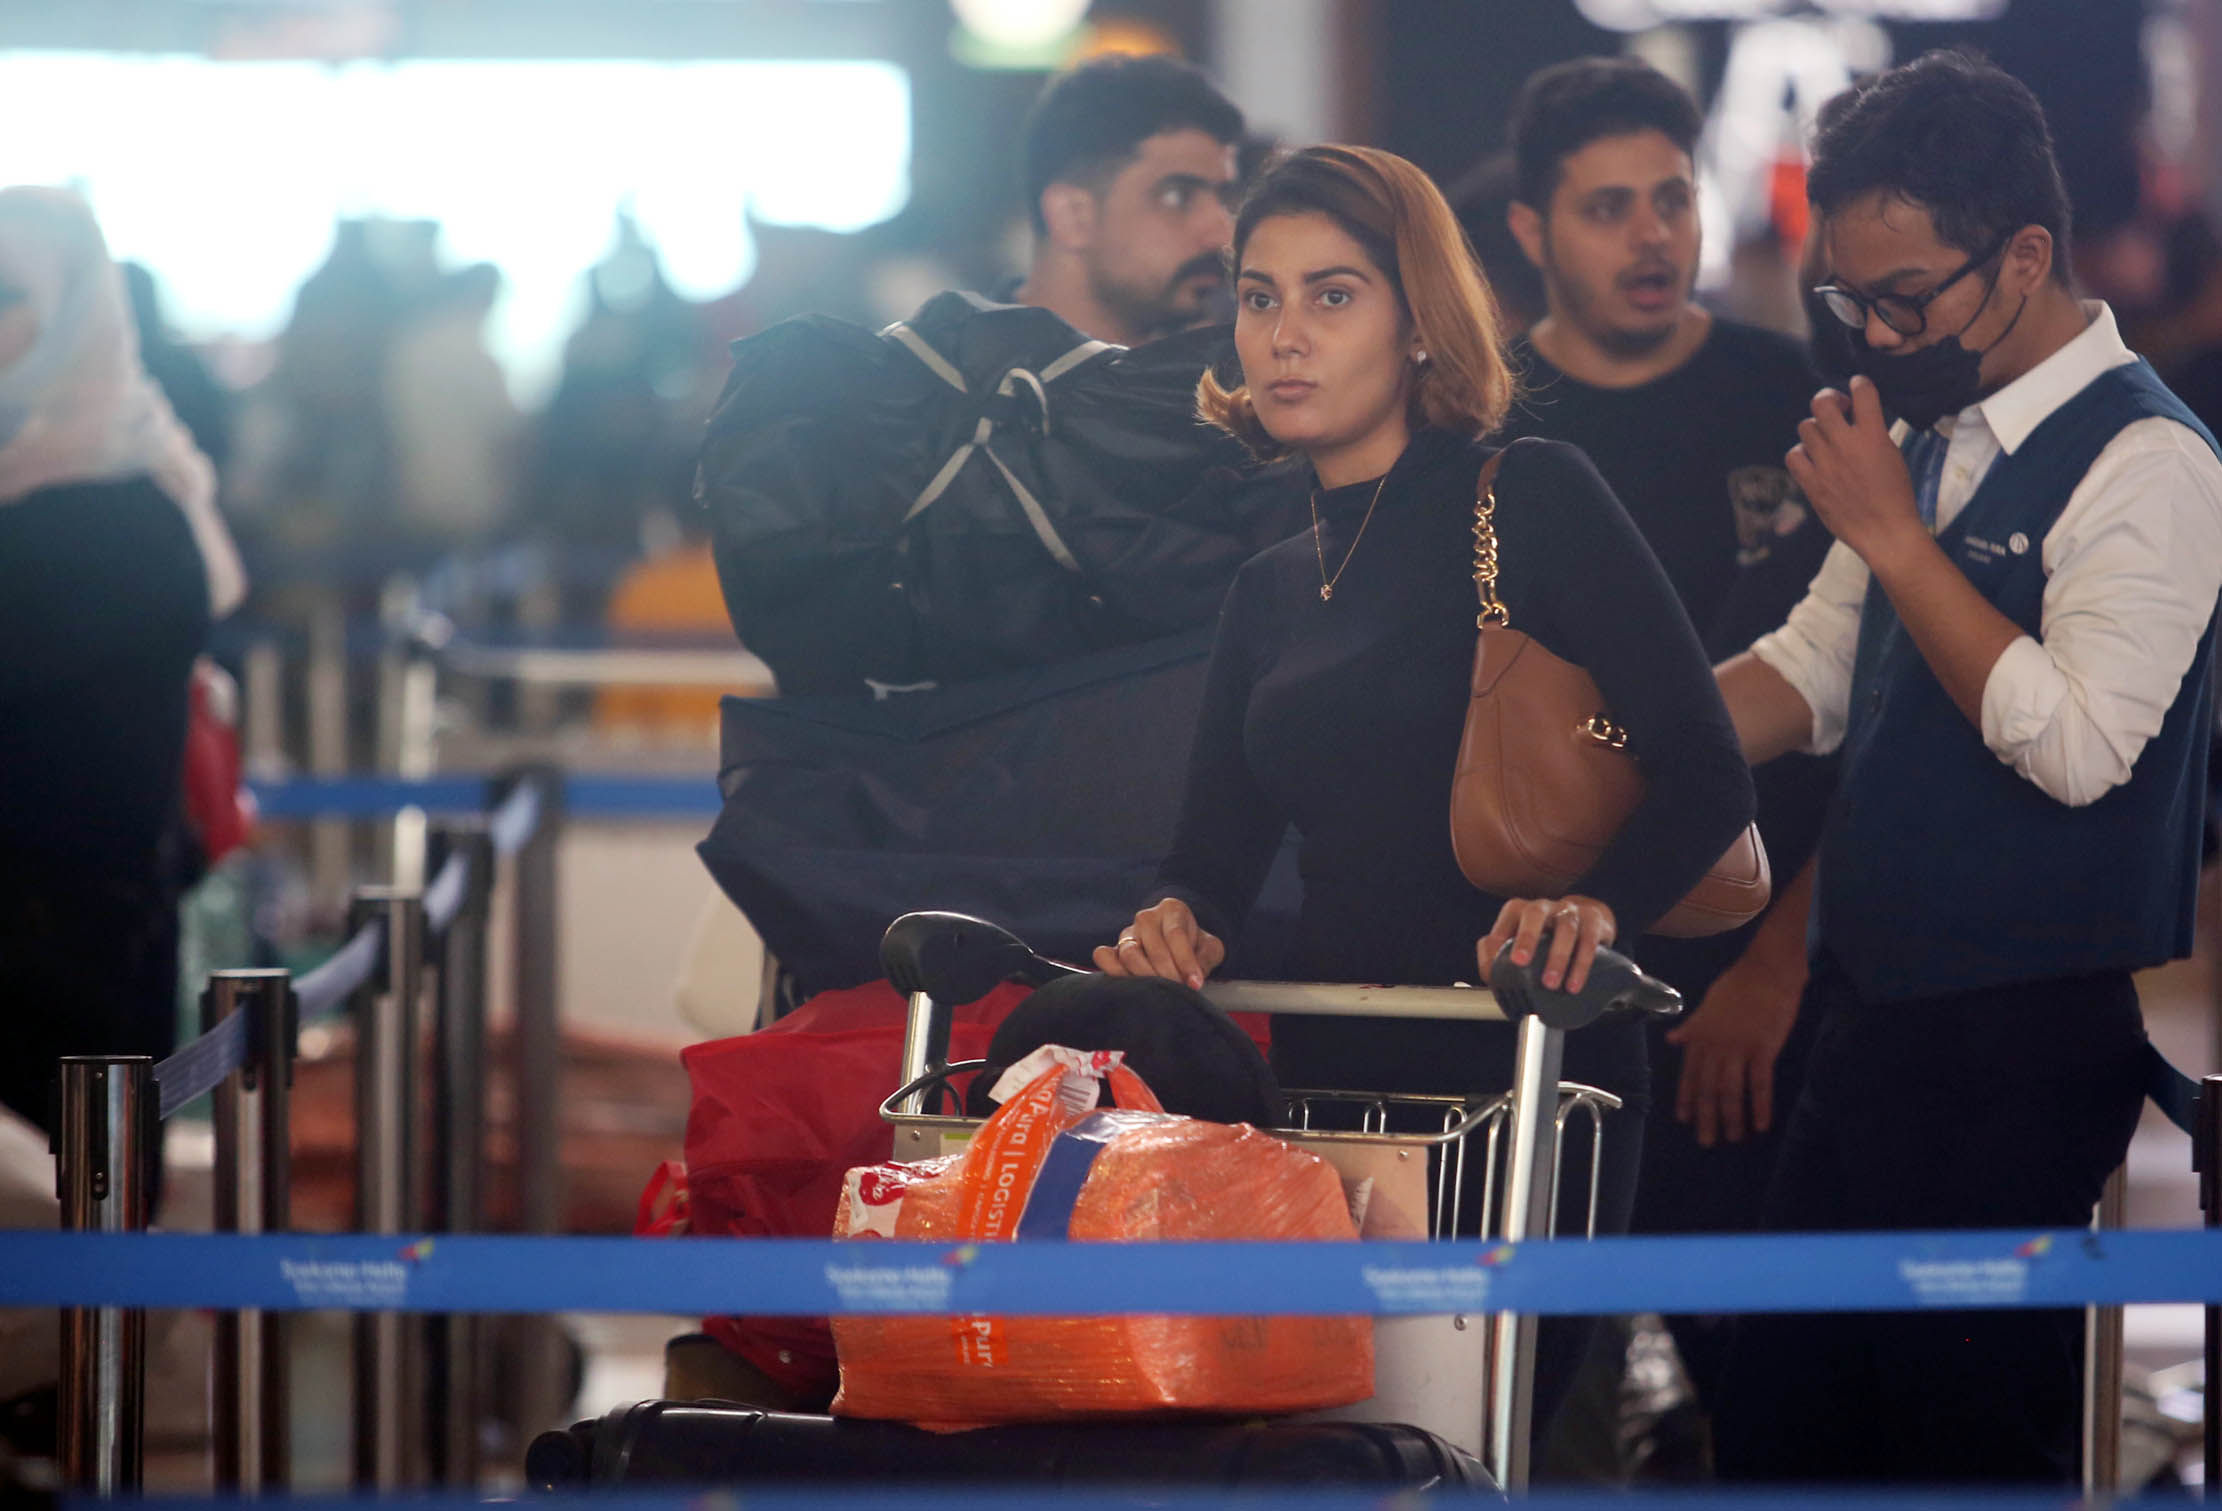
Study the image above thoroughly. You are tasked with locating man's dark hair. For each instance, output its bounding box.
[1807,50,2074,285]
[1021,54,1243,236]
[1507,56,1702,211]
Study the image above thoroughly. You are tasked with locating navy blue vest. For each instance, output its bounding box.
[1817,359,2220,1003]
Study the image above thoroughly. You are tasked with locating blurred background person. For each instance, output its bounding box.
[386,261,521,560]
[121,260,232,481]
[1449,150,1547,337]
[524,214,704,578]
[229,218,402,568]
[0,187,243,1154]
[1491,56,1838,1454]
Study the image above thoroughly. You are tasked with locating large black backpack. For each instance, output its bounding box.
[695,291,1304,694]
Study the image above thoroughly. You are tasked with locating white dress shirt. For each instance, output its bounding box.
[1751,302,2222,807]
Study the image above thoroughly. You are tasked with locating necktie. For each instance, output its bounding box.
[1909,430,1949,532]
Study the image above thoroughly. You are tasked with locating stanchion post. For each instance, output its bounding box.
[499,765,564,1237]
[427,823,494,1486]
[498,764,570,1440]
[2199,1073,2219,1492]
[205,969,297,1494]
[242,636,286,780]
[2082,1164,2128,1495]
[349,887,425,1492]
[1484,1016,1563,1495]
[57,1056,156,1496]
[307,599,350,909]
[383,595,440,893]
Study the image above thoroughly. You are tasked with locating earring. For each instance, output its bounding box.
[1413,349,1429,366]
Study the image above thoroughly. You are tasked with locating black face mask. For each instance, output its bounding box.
[1851,281,2027,433]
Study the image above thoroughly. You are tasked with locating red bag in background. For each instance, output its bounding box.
[646,979,1033,1401]
[830,1047,1371,1430]
[181,658,255,866]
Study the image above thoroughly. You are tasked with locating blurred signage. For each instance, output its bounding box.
[1575,0,2006,28]
[207,4,401,60]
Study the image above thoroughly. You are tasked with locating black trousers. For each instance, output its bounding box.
[1629,1000,1818,1407]
[1714,958,2146,1485]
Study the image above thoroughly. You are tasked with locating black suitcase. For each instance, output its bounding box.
[527,1400,1492,1493]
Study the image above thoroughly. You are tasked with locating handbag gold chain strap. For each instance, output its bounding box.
[1470,481,1512,630]
[1473,461,1629,751]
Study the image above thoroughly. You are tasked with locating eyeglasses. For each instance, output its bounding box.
[1811,231,2009,337]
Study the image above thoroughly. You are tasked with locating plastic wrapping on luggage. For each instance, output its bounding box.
[829,1047,1372,1429]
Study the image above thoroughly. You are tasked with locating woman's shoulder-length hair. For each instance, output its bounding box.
[1198,143,1517,460]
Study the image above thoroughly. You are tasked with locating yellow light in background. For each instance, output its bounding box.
[1073,19,1183,62]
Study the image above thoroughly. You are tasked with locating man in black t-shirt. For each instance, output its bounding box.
[1485,57,1837,1414]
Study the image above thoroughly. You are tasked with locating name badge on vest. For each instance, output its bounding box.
[1961,530,2033,567]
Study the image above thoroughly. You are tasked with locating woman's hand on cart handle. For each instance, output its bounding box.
[1095,897,1225,990]
[1478,895,1616,995]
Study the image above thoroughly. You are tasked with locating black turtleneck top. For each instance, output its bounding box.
[1153,428,1754,1012]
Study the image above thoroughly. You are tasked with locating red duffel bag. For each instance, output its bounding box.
[638,979,1033,1402]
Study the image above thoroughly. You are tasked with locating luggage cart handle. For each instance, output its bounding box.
[878,912,1523,1023]
[881,912,1082,1003]
[879,912,1683,1030]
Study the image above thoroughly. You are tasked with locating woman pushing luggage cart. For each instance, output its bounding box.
[1084,145,1754,1476]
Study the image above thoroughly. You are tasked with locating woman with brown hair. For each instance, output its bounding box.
[1094,144,1754,1439]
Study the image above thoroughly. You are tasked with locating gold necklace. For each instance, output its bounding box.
[1309,473,1388,602]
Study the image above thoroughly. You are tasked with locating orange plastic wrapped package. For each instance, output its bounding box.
[830,1046,1372,1429]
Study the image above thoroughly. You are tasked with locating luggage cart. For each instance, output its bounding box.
[876,911,1682,1493]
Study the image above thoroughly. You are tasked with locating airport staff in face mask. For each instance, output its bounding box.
[1712,52,2222,1485]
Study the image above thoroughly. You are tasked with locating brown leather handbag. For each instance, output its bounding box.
[1448,449,1771,939]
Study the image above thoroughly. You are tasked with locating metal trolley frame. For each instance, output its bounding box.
[873,912,1681,1493]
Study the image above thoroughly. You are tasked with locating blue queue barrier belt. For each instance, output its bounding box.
[250,776,492,819]
[150,774,553,1118]
[421,847,469,934]
[61,1491,2190,1511]
[4,1228,2220,1318]
[486,775,542,854]
[248,773,719,822]
[151,1012,254,1121]
[154,904,391,1119]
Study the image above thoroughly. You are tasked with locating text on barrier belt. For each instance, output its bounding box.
[3,1229,2220,1317]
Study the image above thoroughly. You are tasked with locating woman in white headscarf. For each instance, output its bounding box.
[0,186,245,1138]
